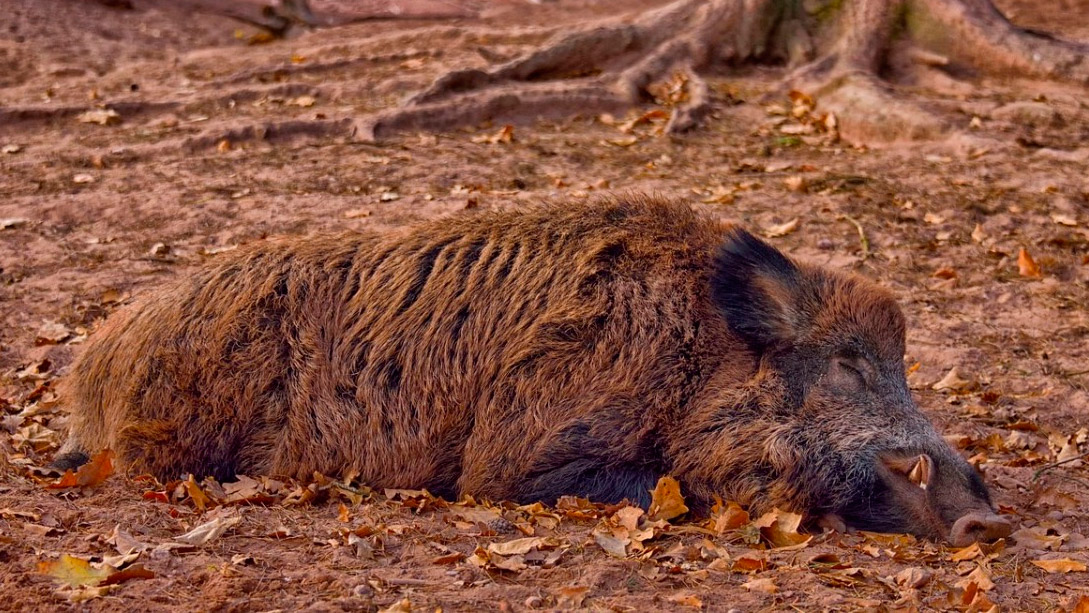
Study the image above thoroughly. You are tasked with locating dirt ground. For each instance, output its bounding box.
[2,0,1089,611]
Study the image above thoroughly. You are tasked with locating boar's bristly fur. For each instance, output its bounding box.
[56,196,1010,544]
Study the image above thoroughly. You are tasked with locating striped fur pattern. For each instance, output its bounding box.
[56,196,1002,542]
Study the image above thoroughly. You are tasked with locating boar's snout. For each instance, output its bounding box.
[949,511,1012,547]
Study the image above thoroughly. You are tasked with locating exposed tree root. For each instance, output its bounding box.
[355,0,1089,143]
[167,0,478,38]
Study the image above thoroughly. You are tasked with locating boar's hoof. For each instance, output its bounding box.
[949,512,1012,547]
[816,513,848,534]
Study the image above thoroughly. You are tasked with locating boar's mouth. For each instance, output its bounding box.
[839,451,1011,546]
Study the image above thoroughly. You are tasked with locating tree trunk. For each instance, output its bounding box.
[354,0,1089,143]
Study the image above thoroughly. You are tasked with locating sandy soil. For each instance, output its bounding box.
[2,0,1089,610]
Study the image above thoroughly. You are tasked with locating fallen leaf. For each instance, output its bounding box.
[0,218,28,229]
[106,525,148,556]
[472,124,514,144]
[431,552,466,565]
[1051,213,1078,227]
[763,218,800,238]
[894,567,932,589]
[175,514,241,545]
[648,476,689,521]
[38,555,110,588]
[1018,247,1042,278]
[732,554,767,573]
[754,508,810,549]
[593,529,630,558]
[73,173,95,184]
[77,109,121,125]
[742,577,778,593]
[1074,595,1089,613]
[487,537,558,557]
[614,506,644,531]
[956,566,995,591]
[378,598,412,613]
[668,593,703,608]
[554,586,589,609]
[290,95,316,107]
[102,564,155,586]
[932,367,977,393]
[48,449,114,490]
[1031,558,1087,573]
[709,500,749,534]
[1,144,21,154]
[1012,527,1063,551]
[184,475,211,511]
[951,543,984,562]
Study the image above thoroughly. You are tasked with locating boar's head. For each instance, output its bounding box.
[707,228,1010,546]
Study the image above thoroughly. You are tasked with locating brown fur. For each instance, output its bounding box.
[57,195,1006,542]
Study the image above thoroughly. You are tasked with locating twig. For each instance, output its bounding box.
[837,214,870,260]
[1032,451,1089,481]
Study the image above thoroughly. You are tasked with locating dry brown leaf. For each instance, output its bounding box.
[555,586,589,609]
[490,553,528,571]
[951,543,984,562]
[431,552,466,565]
[1073,595,1089,613]
[1012,527,1063,551]
[648,476,689,521]
[487,537,559,557]
[101,564,155,586]
[732,554,767,573]
[742,577,778,594]
[1031,558,1087,573]
[709,500,749,534]
[614,506,644,531]
[77,109,121,125]
[1018,247,1042,278]
[932,367,977,393]
[175,514,241,545]
[668,593,703,608]
[35,321,71,345]
[593,529,630,558]
[754,508,810,549]
[763,218,800,238]
[956,566,995,591]
[48,449,114,490]
[894,567,932,589]
[378,598,412,613]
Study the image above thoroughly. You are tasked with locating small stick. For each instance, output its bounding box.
[1032,451,1089,481]
[838,214,870,260]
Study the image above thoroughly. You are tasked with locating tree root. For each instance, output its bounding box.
[351,0,1089,144]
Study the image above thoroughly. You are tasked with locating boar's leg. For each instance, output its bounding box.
[514,460,659,508]
[459,418,665,507]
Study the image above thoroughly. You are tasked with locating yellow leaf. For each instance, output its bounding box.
[708,500,749,534]
[1018,247,1042,278]
[48,449,115,490]
[184,474,211,511]
[951,542,983,562]
[38,555,111,588]
[754,508,811,549]
[763,218,799,238]
[668,593,703,608]
[648,476,689,521]
[1031,558,1087,573]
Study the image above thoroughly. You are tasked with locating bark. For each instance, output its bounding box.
[351,0,1089,143]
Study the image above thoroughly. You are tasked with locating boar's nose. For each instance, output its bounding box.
[949,512,1012,547]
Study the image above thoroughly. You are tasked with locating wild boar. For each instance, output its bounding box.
[54,196,1010,546]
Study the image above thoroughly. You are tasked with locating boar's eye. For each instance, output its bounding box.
[830,353,873,388]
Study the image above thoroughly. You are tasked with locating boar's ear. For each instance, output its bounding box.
[711,227,804,351]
